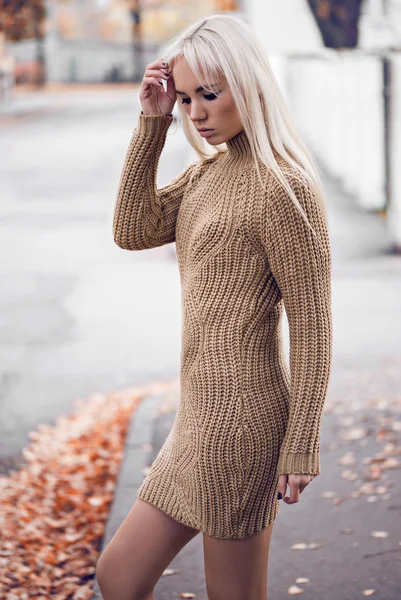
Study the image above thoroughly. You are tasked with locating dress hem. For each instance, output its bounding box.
[136,477,280,541]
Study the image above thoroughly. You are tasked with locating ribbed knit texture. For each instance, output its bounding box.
[112,112,333,539]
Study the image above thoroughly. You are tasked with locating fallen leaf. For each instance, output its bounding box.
[291,543,308,550]
[370,531,389,538]
[376,428,393,441]
[342,427,366,441]
[340,529,355,535]
[338,451,356,465]
[359,483,375,494]
[341,469,359,481]
[291,543,320,551]
[367,464,382,480]
[381,457,400,470]
[321,491,336,498]
[288,585,304,594]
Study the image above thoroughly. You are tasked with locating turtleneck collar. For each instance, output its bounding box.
[221,128,254,169]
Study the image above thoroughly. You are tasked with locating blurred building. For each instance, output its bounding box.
[6,0,218,84]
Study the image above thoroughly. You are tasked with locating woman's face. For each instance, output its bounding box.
[171,56,243,145]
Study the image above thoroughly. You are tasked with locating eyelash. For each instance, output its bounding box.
[181,93,219,104]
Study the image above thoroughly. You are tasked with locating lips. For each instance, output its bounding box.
[198,128,214,132]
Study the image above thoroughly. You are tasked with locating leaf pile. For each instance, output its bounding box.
[0,379,175,599]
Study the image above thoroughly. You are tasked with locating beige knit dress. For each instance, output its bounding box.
[112,112,333,540]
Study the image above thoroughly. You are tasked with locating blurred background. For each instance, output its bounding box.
[1,2,401,599]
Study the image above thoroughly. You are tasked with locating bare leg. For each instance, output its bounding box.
[203,523,274,600]
[96,498,200,600]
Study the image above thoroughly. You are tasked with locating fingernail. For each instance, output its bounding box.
[277,492,283,500]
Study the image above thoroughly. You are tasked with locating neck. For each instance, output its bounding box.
[222,129,254,169]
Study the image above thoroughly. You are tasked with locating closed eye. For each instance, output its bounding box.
[181,93,219,104]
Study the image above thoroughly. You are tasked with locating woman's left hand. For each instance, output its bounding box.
[277,474,317,504]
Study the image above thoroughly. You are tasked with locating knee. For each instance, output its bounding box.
[95,550,154,600]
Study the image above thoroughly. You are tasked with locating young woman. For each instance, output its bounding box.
[96,12,333,600]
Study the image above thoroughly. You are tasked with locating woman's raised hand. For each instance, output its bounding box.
[139,58,176,117]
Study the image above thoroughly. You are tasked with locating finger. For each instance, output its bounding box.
[146,58,168,70]
[284,487,300,504]
[145,68,170,80]
[142,76,166,89]
[284,479,300,504]
[299,474,316,494]
[277,474,288,499]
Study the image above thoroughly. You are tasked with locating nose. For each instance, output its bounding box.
[189,100,206,123]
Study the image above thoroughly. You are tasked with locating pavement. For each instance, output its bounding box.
[1,85,401,599]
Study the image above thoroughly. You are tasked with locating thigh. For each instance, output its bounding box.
[96,498,200,599]
[203,523,274,600]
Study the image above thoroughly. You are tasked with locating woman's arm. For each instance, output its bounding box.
[113,112,199,250]
[261,170,333,476]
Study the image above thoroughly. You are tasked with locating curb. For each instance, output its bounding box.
[92,392,164,599]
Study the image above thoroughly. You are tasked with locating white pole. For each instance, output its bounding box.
[387,51,401,250]
[357,54,386,210]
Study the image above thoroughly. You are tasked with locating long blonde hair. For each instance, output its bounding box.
[159,12,328,236]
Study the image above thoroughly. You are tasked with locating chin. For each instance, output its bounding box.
[214,134,233,145]
[205,135,221,146]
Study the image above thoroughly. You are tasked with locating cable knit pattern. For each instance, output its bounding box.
[112,112,333,539]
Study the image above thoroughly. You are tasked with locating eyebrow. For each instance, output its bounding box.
[175,84,220,96]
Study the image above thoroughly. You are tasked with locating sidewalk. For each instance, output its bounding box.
[93,159,401,599]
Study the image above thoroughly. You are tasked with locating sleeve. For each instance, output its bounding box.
[112,112,199,250]
[261,170,333,476]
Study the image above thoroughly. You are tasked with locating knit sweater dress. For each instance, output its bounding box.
[112,111,333,540]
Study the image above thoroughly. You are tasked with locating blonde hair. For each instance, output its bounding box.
[159,12,328,236]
